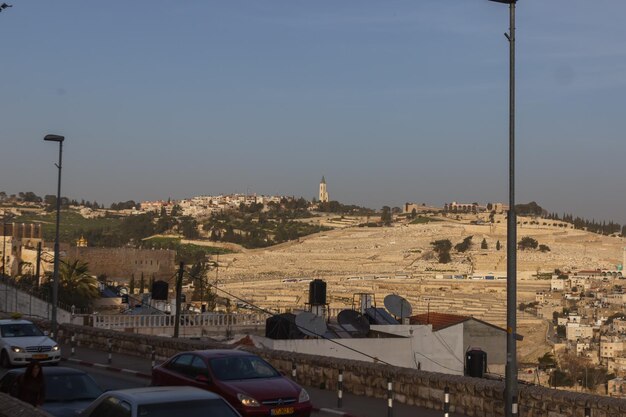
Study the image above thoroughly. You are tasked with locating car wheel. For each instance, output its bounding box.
[0,351,11,368]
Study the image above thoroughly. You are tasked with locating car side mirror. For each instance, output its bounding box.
[195,374,211,384]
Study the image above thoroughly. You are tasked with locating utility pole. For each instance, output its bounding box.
[35,242,42,287]
[487,1,518,415]
[173,262,184,338]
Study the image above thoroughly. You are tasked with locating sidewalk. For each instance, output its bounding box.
[61,344,462,417]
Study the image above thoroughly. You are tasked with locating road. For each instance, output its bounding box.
[2,348,467,417]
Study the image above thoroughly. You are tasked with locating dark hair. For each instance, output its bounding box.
[23,361,44,384]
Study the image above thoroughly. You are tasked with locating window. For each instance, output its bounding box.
[88,396,131,417]
[0,323,44,338]
[168,354,194,374]
[189,356,208,378]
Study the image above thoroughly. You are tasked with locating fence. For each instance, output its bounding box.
[92,312,269,330]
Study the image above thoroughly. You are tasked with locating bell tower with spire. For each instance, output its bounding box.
[319,176,329,203]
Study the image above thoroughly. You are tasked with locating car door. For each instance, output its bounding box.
[159,353,195,386]
[186,355,213,389]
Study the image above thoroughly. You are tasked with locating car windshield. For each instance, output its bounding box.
[0,324,44,338]
[209,356,280,381]
[45,373,103,402]
[138,399,239,417]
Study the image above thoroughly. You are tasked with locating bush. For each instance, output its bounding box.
[518,236,538,250]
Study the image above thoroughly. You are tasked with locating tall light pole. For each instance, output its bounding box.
[44,134,65,337]
[487,1,517,416]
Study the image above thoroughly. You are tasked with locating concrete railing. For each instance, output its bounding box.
[92,312,268,328]
[57,322,626,417]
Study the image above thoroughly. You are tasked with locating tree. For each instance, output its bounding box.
[481,238,488,250]
[410,208,417,219]
[381,206,392,226]
[52,259,99,309]
[139,272,145,294]
[455,236,473,253]
[518,236,539,250]
[537,352,556,370]
[539,244,551,252]
[496,240,501,251]
[180,217,200,239]
[129,274,136,295]
[431,239,452,264]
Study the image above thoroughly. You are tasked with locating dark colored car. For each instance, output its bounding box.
[152,349,312,417]
[0,366,104,417]
[79,386,242,417]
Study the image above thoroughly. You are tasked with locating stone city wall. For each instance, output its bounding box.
[57,323,626,417]
[66,247,176,282]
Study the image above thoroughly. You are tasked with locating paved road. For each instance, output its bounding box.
[59,344,466,417]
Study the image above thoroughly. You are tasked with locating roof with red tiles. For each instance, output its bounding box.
[409,312,507,333]
[409,312,470,330]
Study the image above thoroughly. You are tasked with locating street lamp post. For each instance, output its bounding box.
[44,134,65,337]
[487,1,517,416]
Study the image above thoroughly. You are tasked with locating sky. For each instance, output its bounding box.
[1,1,626,222]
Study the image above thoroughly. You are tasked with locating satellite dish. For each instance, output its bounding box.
[384,294,413,319]
[337,310,370,337]
[295,312,327,338]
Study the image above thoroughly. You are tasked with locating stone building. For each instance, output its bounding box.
[67,247,176,284]
[0,222,44,276]
[319,176,329,203]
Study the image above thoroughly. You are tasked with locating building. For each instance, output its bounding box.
[319,176,329,203]
[67,246,176,283]
[0,222,44,276]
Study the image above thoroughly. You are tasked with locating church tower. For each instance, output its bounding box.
[319,176,329,203]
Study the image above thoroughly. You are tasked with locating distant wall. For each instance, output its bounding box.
[58,323,626,417]
[67,247,176,282]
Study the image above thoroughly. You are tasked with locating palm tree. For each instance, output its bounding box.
[57,259,100,309]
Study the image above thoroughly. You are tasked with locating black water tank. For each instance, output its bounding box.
[308,279,327,305]
[466,348,487,378]
[152,280,169,300]
[265,313,305,339]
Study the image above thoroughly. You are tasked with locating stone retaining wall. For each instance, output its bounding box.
[0,393,51,417]
[58,323,626,417]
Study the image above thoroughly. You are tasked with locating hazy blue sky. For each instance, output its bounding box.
[1,1,625,222]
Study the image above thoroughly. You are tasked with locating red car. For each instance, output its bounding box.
[152,349,312,417]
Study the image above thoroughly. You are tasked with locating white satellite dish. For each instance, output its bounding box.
[295,311,327,338]
[384,294,413,319]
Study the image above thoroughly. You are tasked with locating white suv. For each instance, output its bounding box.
[0,319,61,367]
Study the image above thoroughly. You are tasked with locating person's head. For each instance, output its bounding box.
[25,360,42,379]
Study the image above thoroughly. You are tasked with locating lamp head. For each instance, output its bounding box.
[44,134,65,143]
[488,0,516,3]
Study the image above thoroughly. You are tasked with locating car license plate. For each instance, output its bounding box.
[270,407,294,416]
[32,354,48,360]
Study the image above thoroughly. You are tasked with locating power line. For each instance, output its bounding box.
[184,269,471,372]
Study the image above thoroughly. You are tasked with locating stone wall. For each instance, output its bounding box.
[66,247,176,282]
[57,323,626,417]
[0,393,51,417]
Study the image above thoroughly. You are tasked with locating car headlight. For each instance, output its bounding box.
[299,388,310,403]
[51,345,60,351]
[10,346,23,353]
[237,393,260,407]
